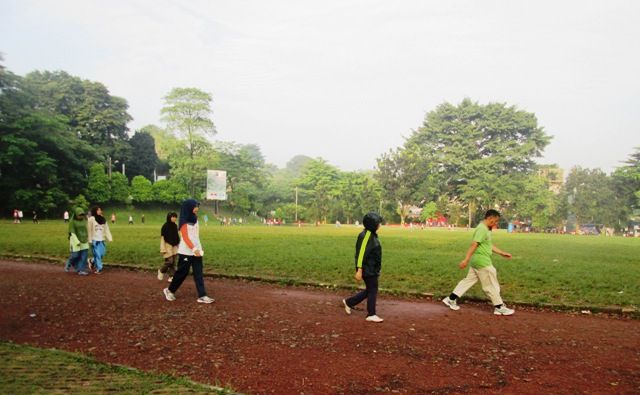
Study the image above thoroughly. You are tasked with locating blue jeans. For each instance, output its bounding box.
[68,249,89,273]
[92,241,106,271]
[168,254,207,297]
[345,275,379,316]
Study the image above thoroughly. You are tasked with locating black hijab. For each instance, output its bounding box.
[179,199,199,229]
[91,207,106,225]
[161,212,180,246]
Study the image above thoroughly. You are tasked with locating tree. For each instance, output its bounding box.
[23,71,132,160]
[86,163,111,203]
[0,66,101,214]
[612,147,640,218]
[419,201,438,222]
[109,172,130,203]
[385,99,552,223]
[130,175,153,203]
[376,148,423,224]
[127,131,158,180]
[296,159,340,223]
[152,179,189,204]
[565,167,619,228]
[161,87,216,196]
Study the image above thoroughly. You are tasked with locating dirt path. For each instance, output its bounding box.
[0,260,638,394]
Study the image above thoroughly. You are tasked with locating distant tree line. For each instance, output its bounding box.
[1,59,638,228]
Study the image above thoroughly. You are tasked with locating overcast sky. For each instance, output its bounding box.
[1,0,638,173]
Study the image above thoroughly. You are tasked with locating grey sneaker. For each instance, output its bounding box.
[442,297,460,311]
[494,305,515,316]
[163,288,176,301]
[77,271,89,276]
[365,315,384,323]
[342,299,352,315]
[197,296,215,304]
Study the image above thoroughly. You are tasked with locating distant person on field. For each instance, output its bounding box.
[128,215,134,225]
[442,209,515,315]
[342,212,385,323]
[18,210,23,223]
[111,213,116,224]
[63,210,69,223]
[32,211,39,224]
[141,213,145,224]
[203,214,209,226]
[13,209,19,224]
[64,207,90,275]
[163,199,214,304]
[87,206,112,274]
[158,212,179,283]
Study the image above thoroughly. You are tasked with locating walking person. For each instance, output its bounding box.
[64,207,90,275]
[128,214,134,225]
[87,206,112,274]
[158,212,179,283]
[63,210,69,223]
[163,199,214,304]
[442,209,515,315]
[111,213,116,224]
[342,212,384,323]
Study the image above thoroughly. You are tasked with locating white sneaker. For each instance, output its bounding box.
[197,296,215,304]
[157,270,164,281]
[163,288,176,301]
[342,299,351,315]
[167,277,173,283]
[494,305,515,316]
[442,297,460,311]
[365,315,384,323]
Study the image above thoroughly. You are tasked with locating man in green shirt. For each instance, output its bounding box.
[442,209,515,315]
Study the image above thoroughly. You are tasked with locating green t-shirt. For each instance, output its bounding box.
[470,222,493,269]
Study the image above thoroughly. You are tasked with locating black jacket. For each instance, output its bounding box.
[354,213,383,277]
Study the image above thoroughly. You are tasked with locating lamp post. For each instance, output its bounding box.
[294,186,298,222]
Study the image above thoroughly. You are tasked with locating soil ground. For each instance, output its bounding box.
[1,260,639,394]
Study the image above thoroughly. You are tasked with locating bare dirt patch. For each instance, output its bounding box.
[1,260,639,394]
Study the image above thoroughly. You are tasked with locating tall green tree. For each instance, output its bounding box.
[296,159,340,223]
[86,163,111,203]
[130,175,153,203]
[127,131,158,180]
[0,65,100,214]
[376,148,423,224]
[22,70,132,161]
[109,171,130,203]
[161,87,216,196]
[612,147,640,218]
[565,167,620,228]
[379,99,551,224]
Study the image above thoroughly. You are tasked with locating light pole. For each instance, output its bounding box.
[294,186,298,222]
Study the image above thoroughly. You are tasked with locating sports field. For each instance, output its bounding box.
[1,221,638,309]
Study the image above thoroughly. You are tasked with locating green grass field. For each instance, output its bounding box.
[0,341,234,394]
[1,219,639,309]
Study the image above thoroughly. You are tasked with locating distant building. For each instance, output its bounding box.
[537,165,564,194]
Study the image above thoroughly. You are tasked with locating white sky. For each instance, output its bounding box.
[1,0,639,173]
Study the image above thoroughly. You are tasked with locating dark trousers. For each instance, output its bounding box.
[160,255,177,275]
[345,275,379,316]
[168,254,207,297]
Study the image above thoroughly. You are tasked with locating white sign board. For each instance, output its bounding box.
[206,170,227,200]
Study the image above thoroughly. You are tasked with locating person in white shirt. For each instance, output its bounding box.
[163,199,214,304]
[87,206,113,274]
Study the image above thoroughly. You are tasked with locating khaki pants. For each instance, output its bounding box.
[452,265,503,306]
